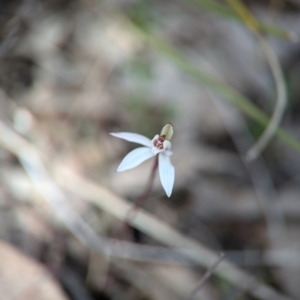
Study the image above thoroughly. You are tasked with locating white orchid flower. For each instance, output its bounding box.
[110,124,175,197]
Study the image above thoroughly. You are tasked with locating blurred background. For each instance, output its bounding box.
[1,0,300,299]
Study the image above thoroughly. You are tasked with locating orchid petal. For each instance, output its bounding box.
[110,132,152,147]
[164,150,173,157]
[116,147,155,172]
[158,153,175,197]
[163,140,171,151]
[151,134,159,142]
[152,147,164,155]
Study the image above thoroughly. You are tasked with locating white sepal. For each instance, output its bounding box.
[116,147,155,172]
[152,147,164,155]
[158,153,175,197]
[163,140,171,150]
[110,132,152,147]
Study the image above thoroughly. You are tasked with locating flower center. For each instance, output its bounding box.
[153,135,165,150]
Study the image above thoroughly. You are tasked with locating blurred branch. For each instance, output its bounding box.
[120,16,300,157]
[0,0,37,56]
[187,252,225,300]
[0,119,194,266]
[208,91,286,244]
[55,171,293,300]
[225,0,287,161]
[0,119,293,300]
[105,156,158,289]
[187,0,295,40]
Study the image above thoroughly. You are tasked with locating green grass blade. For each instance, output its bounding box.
[125,19,300,154]
[187,0,293,39]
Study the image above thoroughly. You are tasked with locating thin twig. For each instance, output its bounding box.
[114,155,159,247]
[125,155,159,223]
[208,91,286,243]
[55,168,293,300]
[187,253,225,300]
[105,156,158,288]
